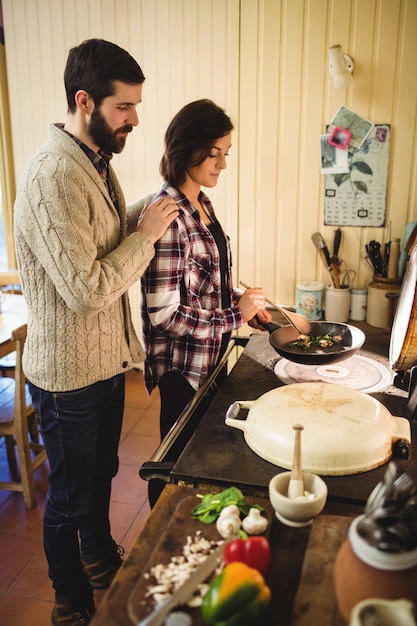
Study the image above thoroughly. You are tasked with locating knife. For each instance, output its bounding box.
[136,541,224,626]
[333,228,342,259]
[311,232,336,287]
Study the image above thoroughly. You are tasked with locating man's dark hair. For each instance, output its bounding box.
[64,38,145,113]
[160,99,234,188]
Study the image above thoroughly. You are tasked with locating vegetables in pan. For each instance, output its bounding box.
[288,333,342,350]
[201,562,271,625]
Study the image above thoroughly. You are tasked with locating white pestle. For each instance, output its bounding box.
[287,424,305,499]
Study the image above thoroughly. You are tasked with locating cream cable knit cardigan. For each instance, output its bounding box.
[14,123,155,392]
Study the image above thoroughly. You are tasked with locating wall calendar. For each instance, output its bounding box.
[323,124,390,227]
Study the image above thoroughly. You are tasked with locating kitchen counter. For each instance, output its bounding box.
[91,321,415,626]
[91,484,363,626]
[154,325,415,503]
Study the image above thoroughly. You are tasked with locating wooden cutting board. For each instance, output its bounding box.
[127,494,272,625]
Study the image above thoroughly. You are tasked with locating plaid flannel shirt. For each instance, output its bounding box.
[141,182,243,393]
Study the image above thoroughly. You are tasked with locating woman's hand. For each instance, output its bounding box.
[237,288,271,323]
[248,308,272,330]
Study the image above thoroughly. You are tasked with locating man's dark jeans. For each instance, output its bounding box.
[29,374,125,604]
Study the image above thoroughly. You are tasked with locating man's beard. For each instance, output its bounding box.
[89,108,132,154]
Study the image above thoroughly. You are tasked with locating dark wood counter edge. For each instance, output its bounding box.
[91,484,363,626]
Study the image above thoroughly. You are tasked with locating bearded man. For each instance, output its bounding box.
[13,38,179,626]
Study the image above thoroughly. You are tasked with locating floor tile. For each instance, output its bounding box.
[0,367,154,621]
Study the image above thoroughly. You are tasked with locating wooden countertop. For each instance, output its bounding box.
[92,484,363,626]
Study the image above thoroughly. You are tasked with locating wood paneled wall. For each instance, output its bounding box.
[2,0,417,305]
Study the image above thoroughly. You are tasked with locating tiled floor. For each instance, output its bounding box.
[0,368,159,626]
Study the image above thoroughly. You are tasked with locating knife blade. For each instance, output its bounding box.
[136,541,224,626]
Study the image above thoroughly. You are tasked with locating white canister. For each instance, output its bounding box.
[295,281,323,321]
[325,286,351,323]
[350,287,368,321]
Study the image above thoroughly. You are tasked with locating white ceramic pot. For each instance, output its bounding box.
[268,471,327,527]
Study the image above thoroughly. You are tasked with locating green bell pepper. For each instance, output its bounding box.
[201,561,271,625]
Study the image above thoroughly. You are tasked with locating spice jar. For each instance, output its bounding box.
[349,286,367,321]
[366,275,402,328]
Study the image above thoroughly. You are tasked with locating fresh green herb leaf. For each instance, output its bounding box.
[191,487,264,524]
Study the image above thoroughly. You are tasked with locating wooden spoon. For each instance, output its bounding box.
[288,424,304,499]
[239,281,312,335]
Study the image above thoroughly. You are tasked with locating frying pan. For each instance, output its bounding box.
[262,321,365,365]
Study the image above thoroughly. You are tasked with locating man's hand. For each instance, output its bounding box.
[135,197,179,243]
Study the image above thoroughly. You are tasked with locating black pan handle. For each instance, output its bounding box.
[254,316,281,334]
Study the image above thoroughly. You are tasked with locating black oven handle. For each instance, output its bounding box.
[139,335,249,482]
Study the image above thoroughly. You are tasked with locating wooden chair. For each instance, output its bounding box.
[0,270,22,375]
[0,269,22,294]
[0,324,47,508]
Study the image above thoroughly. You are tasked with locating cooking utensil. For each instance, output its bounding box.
[339,261,357,288]
[333,228,342,259]
[225,383,411,475]
[366,241,384,275]
[135,541,224,626]
[239,281,312,335]
[261,320,364,366]
[399,221,417,278]
[330,229,343,289]
[288,424,304,499]
[311,232,336,287]
[387,238,400,279]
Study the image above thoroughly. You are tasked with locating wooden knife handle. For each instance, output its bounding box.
[387,238,400,279]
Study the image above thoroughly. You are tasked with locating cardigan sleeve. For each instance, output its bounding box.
[15,151,155,316]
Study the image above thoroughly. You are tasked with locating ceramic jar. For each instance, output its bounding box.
[349,286,367,321]
[296,281,323,321]
[334,515,417,620]
[366,275,402,328]
[324,286,351,323]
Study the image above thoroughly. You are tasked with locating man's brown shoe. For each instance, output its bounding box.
[81,545,124,589]
[51,602,95,626]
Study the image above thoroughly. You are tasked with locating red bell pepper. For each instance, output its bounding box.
[223,536,271,575]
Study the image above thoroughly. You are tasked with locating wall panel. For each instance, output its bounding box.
[2,0,417,308]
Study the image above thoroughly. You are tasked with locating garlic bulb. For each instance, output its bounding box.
[242,508,268,535]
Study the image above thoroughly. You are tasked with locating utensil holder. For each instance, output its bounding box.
[334,515,417,620]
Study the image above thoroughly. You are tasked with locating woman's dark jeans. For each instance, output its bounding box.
[29,374,125,604]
